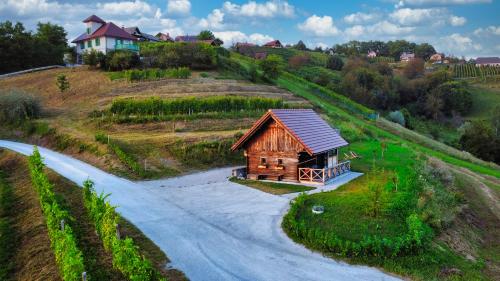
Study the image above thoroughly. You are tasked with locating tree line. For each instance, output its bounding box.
[0,21,68,74]
[331,40,436,61]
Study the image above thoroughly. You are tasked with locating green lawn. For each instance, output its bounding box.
[229,177,315,195]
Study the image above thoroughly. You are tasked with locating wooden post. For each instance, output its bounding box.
[60,219,65,231]
[82,272,87,281]
[116,224,121,240]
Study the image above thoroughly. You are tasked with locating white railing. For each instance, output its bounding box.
[298,161,351,184]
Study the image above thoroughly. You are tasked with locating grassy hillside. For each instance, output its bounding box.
[0,67,310,179]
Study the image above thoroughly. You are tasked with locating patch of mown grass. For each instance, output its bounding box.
[229,177,315,195]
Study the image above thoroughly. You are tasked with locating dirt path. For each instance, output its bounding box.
[0,140,400,281]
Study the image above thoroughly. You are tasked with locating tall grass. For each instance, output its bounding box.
[0,89,41,125]
[108,67,191,82]
[110,96,286,116]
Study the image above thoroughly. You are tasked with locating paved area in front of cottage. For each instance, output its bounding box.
[0,140,400,281]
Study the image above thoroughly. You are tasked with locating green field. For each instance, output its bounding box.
[467,85,500,121]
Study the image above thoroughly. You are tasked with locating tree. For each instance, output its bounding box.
[294,40,307,51]
[288,54,310,69]
[198,30,215,40]
[432,81,472,116]
[56,74,70,93]
[425,91,443,120]
[415,43,436,61]
[259,54,283,80]
[492,105,500,137]
[326,55,344,71]
[0,21,33,73]
[34,22,67,66]
[460,121,499,163]
[403,58,424,79]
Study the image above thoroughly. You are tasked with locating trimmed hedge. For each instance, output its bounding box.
[28,147,86,281]
[82,180,165,281]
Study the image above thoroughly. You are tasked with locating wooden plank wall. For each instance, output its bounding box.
[245,120,304,182]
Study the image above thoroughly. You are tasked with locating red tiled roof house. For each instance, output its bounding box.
[263,40,283,48]
[71,15,138,64]
[231,109,350,184]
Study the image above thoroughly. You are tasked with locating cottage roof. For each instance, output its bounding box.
[264,40,281,47]
[156,32,173,41]
[476,57,500,64]
[72,22,137,43]
[83,15,106,24]
[231,109,348,155]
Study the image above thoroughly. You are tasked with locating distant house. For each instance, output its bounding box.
[429,53,443,62]
[123,27,159,42]
[263,40,283,48]
[367,50,377,58]
[400,52,415,62]
[155,32,174,42]
[175,35,199,43]
[231,109,350,184]
[475,57,500,67]
[71,15,138,64]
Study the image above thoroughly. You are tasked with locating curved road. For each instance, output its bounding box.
[0,140,400,281]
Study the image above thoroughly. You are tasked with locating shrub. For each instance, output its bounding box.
[259,54,284,80]
[56,73,70,93]
[122,67,191,82]
[82,180,165,281]
[140,42,217,69]
[82,49,102,68]
[105,50,140,71]
[0,171,15,280]
[387,111,405,126]
[326,55,344,71]
[0,89,41,125]
[28,147,86,281]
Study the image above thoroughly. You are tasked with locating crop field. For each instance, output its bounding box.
[453,64,500,79]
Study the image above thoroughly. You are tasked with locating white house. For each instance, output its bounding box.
[400,52,415,62]
[72,15,138,64]
[367,50,377,58]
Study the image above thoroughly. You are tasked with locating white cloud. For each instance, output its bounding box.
[97,0,154,16]
[395,0,491,8]
[344,25,365,37]
[439,33,482,55]
[213,30,273,47]
[198,9,225,30]
[167,0,191,16]
[222,0,294,18]
[473,25,500,36]
[449,15,466,26]
[390,8,440,25]
[343,12,378,24]
[367,20,415,35]
[297,15,340,37]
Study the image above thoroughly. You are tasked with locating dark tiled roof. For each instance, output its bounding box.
[72,22,137,43]
[476,57,500,64]
[264,40,281,47]
[232,109,348,155]
[83,15,105,24]
[175,35,199,42]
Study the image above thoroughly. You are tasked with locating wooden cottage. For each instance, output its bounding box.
[231,109,350,184]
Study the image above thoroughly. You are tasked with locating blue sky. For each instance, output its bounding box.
[1,0,499,57]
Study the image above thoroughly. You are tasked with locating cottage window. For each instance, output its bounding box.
[260,158,266,165]
[277,159,283,166]
[86,27,91,34]
[80,42,84,49]
[95,38,100,46]
[87,40,92,48]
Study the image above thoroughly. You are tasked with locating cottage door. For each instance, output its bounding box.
[327,149,337,168]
